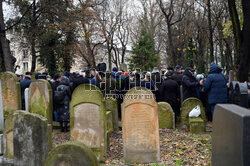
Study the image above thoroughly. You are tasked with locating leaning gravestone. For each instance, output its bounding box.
[13,111,49,166]
[158,102,175,129]
[3,111,20,159]
[122,87,160,164]
[0,72,21,118]
[70,84,107,161]
[212,104,250,166]
[105,97,119,131]
[45,142,98,166]
[24,88,29,112]
[180,97,207,126]
[28,79,53,124]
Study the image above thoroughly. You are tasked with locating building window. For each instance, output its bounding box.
[23,50,28,59]
[23,62,28,72]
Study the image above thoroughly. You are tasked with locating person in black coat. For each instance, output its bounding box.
[182,67,203,101]
[20,72,32,110]
[160,70,180,119]
[71,74,90,92]
[55,76,71,132]
[130,72,141,88]
[172,65,183,86]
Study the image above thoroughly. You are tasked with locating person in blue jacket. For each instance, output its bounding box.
[204,62,227,117]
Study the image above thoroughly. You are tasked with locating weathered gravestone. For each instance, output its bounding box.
[180,97,207,126]
[234,82,248,108]
[24,88,29,112]
[212,104,250,166]
[3,111,20,159]
[158,102,175,129]
[122,87,160,164]
[105,97,119,131]
[70,84,107,161]
[45,142,98,166]
[28,79,53,124]
[13,111,49,166]
[0,72,21,118]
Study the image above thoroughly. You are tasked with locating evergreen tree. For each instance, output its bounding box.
[128,29,159,71]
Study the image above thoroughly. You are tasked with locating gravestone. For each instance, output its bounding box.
[212,104,250,166]
[70,84,107,161]
[45,142,98,166]
[180,97,207,126]
[0,72,21,118]
[158,102,175,129]
[122,87,160,164]
[234,82,248,108]
[0,80,4,132]
[13,111,49,166]
[3,112,20,159]
[24,88,29,112]
[105,97,119,131]
[189,117,205,133]
[28,79,53,124]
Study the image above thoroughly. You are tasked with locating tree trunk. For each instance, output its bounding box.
[238,0,250,81]
[0,0,16,72]
[31,0,36,72]
[167,20,176,67]
[227,0,241,70]
[207,0,214,62]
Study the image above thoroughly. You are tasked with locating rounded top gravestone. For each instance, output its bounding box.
[45,142,98,166]
[158,102,175,129]
[122,87,160,164]
[180,97,207,125]
[28,79,53,124]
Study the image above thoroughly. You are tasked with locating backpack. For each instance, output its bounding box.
[54,85,67,105]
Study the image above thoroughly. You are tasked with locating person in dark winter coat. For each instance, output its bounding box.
[20,72,32,110]
[141,72,155,91]
[130,72,141,88]
[55,76,71,132]
[172,65,183,86]
[71,74,90,92]
[204,62,227,116]
[151,67,162,102]
[112,67,121,81]
[182,67,203,101]
[160,70,180,119]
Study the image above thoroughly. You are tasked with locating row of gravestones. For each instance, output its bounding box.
[0,72,207,164]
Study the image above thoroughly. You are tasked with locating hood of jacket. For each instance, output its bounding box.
[60,76,70,86]
[209,62,222,74]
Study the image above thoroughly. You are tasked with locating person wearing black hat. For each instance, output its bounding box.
[172,65,183,86]
[160,70,180,120]
[182,67,203,101]
[20,72,32,110]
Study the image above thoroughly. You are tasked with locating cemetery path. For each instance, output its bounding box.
[52,127,212,166]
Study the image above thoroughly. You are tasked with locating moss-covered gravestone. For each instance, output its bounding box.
[3,111,20,159]
[105,97,119,131]
[189,117,205,133]
[158,102,175,129]
[122,87,160,164]
[13,111,49,166]
[45,142,98,166]
[180,97,207,126]
[0,72,21,118]
[70,84,107,161]
[28,79,53,124]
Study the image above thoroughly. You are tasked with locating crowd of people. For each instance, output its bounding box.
[17,62,230,132]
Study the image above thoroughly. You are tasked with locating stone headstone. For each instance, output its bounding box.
[0,72,21,118]
[189,117,205,133]
[13,111,49,166]
[0,80,4,132]
[45,142,98,166]
[28,79,53,124]
[24,88,29,112]
[180,97,207,126]
[212,104,250,166]
[70,84,107,161]
[105,97,119,131]
[3,112,19,159]
[122,87,160,164]
[158,102,175,129]
[234,82,248,108]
